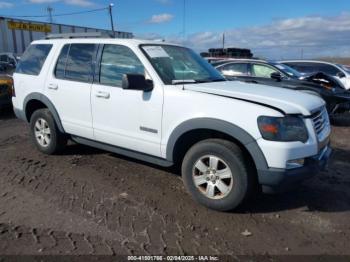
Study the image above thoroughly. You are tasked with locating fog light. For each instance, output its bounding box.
[286,158,305,169]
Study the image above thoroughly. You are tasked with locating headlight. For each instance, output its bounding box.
[257,116,308,143]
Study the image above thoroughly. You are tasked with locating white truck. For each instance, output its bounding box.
[12,35,332,211]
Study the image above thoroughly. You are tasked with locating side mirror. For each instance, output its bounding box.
[336,71,346,78]
[122,74,153,92]
[271,72,283,81]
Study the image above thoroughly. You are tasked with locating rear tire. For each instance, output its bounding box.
[181,139,253,211]
[30,109,67,154]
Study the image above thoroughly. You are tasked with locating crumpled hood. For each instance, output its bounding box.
[184,81,325,115]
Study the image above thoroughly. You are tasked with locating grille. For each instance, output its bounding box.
[311,107,330,139]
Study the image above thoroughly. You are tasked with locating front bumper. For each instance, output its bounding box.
[257,145,332,193]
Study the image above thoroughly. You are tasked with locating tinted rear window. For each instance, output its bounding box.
[65,44,97,82]
[16,44,52,75]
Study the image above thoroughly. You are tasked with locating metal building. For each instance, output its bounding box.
[0,16,133,54]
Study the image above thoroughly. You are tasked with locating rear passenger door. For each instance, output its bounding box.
[45,43,98,139]
[91,44,163,157]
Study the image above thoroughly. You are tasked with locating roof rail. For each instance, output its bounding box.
[45,32,113,40]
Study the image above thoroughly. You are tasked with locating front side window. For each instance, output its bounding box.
[99,45,145,87]
[16,44,52,75]
[274,63,302,78]
[220,63,249,76]
[141,45,225,85]
[252,64,279,78]
[65,44,97,82]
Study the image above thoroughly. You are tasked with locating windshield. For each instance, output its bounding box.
[141,45,225,85]
[273,63,303,78]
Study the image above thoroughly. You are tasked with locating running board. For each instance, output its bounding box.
[71,136,173,167]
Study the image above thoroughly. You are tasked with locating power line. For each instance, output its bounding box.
[2,7,108,19]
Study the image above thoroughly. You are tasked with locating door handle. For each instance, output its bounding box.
[48,83,58,90]
[96,91,110,99]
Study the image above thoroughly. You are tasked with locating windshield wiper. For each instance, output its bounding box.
[171,78,226,85]
[210,78,226,82]
[172,79,197,85]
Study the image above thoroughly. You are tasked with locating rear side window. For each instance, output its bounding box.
[99,44,145,87]
[16,44,52,75]
[55,44,97,82]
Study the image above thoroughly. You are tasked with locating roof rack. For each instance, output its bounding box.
[45,32,113,40]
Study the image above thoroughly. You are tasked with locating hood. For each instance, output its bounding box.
[184,81,324,115]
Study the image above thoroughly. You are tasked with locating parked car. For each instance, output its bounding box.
[214,59,350,126]
[280,60,350,90]
[0,53,19,74]
[12,35,332,211]
[0,75,13,110]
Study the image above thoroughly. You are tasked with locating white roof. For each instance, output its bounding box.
[32,38,182,48]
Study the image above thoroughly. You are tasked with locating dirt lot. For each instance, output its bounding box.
[0,109,349,256]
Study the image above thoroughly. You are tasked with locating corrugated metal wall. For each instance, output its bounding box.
[0,17,133,54]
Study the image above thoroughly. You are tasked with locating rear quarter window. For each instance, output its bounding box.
[16,44,52,75]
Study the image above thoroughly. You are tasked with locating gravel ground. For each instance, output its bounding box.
[0,109,349,257]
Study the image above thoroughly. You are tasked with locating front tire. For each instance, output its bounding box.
[30,109,67,154]
[181,139,251,211]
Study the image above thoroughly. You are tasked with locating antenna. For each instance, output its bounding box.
[47,6,54,23]
[182,0,186,43]
[181,0,187,90]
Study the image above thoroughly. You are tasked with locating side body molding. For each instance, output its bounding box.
[23,92,65,133]
[166,118,269,171]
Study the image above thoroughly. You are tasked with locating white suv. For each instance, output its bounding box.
[12,35,332,211]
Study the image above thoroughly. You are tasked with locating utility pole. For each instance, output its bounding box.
[47,6,54,23]
[108,3,116,37]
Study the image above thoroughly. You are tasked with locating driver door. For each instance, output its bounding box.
[250,63,283,86]
[91,44,163,157]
